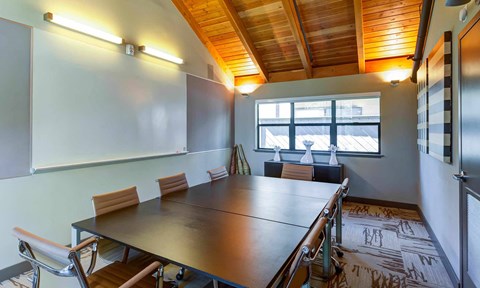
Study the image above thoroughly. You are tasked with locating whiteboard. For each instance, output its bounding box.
[32,29,187,169]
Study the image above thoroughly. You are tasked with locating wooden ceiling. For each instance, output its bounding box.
[172,0,422,85]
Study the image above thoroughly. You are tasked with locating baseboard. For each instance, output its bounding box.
[345,196,418,210]
[417,207,461,288]
[0,261,31,282]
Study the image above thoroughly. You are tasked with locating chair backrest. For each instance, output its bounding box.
[207,166,229,181]
[341,177,350,198]
[12,227,90,287]
[283,217,328,287]
[281,163,313,181]
[92,186,140,216]
[157,172,189,196]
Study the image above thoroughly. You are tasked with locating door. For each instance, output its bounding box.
[458,12,480,288]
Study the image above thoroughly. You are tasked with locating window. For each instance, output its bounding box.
[256,94,380,154]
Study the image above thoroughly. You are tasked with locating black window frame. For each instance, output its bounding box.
[256,97,381,155]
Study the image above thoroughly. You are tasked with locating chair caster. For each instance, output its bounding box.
[335,266,343,274]
[176,267,185,280]
[336,250,344,257]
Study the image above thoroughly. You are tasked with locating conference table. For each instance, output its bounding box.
[71,175,341,287]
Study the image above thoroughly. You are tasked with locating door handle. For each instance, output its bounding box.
[453,171,467,182]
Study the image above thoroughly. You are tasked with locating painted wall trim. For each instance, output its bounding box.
[188,148,231,155]
[31,151,188,174]
[255,91,381,104]
[346,196,418,210]
[254,149,384,158]
[417,207,460,288]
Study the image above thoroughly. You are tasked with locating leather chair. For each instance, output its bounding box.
[156,173,191,283]
[12,227,170,288]
[335,178,350,245]
[281,163,313,181]
[91,186,140,264]
[207,166,229,181]
[157,173,189,196]
[321,190,344,277]
[282,217,328,287]
[156,173,219,287]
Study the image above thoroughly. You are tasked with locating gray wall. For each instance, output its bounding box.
[418,2,480,278]
[0,18,31,179]
[235,72,419,204]
[0,0,231,271]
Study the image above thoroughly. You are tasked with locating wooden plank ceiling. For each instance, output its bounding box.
[172,0,422,85]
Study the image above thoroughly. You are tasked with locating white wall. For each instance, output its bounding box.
[418,2,480,278]
[0,0,231,270]
[235,72,419,204]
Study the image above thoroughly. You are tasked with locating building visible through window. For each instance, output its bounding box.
[256,93,381,154]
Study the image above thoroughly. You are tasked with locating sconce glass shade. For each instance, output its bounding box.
[238,84,257,95]
[446,0,470,6]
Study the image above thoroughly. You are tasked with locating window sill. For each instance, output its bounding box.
[253,149,384,158]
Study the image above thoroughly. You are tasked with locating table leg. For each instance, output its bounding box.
[336,197,343,244]
[71,226,81,247]
[322,221,332,278]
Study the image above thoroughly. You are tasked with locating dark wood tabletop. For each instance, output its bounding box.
[72,199,308,288]
[72,175,341,287]
[205,174,341,199]
[162,175,339,228]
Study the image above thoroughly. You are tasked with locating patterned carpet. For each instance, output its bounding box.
[310,201,454,288]
[2,202,453,288]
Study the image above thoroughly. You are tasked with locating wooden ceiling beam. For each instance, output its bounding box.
[353,0,366,73]
[365,56,413,73]
[281,0,313,78]
[235,74,266,86]
[269,63,359,82]
[218,0,269,82]
[171,0,234,83]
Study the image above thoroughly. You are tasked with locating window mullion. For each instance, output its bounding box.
[289,102,295,150]
[331,100,337,146]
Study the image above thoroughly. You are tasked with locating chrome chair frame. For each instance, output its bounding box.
[335,178,350,245]
[321,191,343,277]
[283,217,328,288]
[15,229,164,288]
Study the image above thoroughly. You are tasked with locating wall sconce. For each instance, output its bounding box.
[43,12,124,44]
[383,69,410,87]
[390,80,400,87]
[138,46,184,64]
[238,84,258,97]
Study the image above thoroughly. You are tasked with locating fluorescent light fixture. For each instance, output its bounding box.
[44,12,124,44]
[138,46,184,64]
